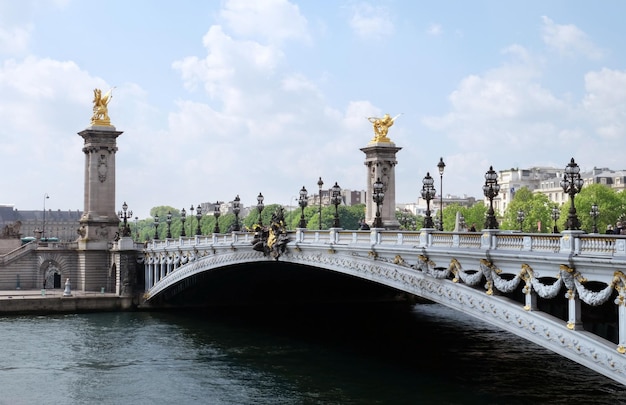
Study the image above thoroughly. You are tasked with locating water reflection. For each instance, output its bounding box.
[0,303,622,404]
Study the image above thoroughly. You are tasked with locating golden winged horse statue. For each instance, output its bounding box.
[90,88,114,126]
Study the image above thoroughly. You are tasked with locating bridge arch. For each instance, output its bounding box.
[142,230,626,386]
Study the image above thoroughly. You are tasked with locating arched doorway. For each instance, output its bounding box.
[43,261,63,289]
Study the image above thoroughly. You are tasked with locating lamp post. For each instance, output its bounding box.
[372,177,384,228]
[134,216,138,241]
[437,158,446,230]
[189,205,195,236]
[421,172,436,228]
[298,186,308,228]
[590,203,599,234]
[118,201,133,237]
[153,214,160,240]
[560,157,584,230]
[483,166,501,229]
[233,195,241,231]
[317,177,324,230]
[213,202,221,233]
[42,193,49,239]
[195,204,202,235]
[257,193,264,226]
[180,208,186,237]
[331,182,342,228]
[166,211,172,238]
[551,205,560,233]
[517,209,525,232]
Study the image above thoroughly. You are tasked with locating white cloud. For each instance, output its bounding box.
[582,68,626,139]
[427,23,442,36]
[422,23,626,195]
[348,2,394,40]
[220,0,310,45]
[541,16,604,60]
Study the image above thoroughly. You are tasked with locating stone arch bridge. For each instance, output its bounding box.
[141,228,626,386]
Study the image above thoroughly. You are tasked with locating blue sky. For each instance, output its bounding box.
[1,0,625,218]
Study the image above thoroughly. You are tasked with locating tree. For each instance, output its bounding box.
[442,203,487,231]
[570,184,623,233]
[501,187,552,232]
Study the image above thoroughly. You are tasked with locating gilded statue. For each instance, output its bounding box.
[367,113,401,143]
[90,88,114,126]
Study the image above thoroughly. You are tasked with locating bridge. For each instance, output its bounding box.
[141,227,626,386]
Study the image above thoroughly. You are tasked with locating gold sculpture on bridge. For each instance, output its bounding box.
[90,88,114,126]
[367,113,401,143]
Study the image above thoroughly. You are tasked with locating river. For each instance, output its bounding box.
[0,302,623,404]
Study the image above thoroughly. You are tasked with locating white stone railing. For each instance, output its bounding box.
[145,229,626,258]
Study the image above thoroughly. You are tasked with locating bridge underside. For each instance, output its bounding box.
[148,261,414,308]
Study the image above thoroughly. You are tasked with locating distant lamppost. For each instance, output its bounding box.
[317,177,324,230]
[195,204,202,235]
[372,177,384,228]
[437,157,446,231]
[180,208,187,237]
[118,201,133,237]
[551,205,560,233]
[483,166,501,229]
[134,216,138,241]
[421,172,436,229]
[42,193,50,239]
[560,157,584,230]
[233,195,241,231]
[257,193,264,226]
[153,214,160,240]
[298,186,308,228]
[189,205,195,236]
[590,203,599,234]
[166,211,172,239]
[213,202,221,233]
[331,182,342,228]
[517,209,525,232]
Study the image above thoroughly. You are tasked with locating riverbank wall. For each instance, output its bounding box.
[0,290,136,315]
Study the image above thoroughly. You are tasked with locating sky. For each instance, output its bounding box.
[1,0,625,218]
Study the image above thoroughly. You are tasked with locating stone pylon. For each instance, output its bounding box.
[361,134,402,230]
[76,124,123,290]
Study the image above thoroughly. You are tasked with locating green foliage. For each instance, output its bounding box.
[568,184,624,233]
[500,187,552,232]
[441,203,487,231]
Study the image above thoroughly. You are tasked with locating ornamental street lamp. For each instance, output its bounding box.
[42,193,50,239]
[166,211,172,238]
[233,195,241,231]
[180,208,187,237]
[421,172,436,229]
[195,204,202,235]
[560,157,584,230]
[517,209,525,232]
[134,216,138,241]
[153,214,160,240]
[331,182,342,228]
[298,186,308,228]
[213,202,221,233]
[257,193,265,226]
[189,205,195,236]
[118,201,133,237]
[551,205,560,233]
[317,177,324,230]
[372,177,384,228]
[437,157,446,231]
[590,202,599,234]
[483,166,501,229]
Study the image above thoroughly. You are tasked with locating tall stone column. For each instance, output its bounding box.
[361,114,402,229]
[75,89,122,290]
